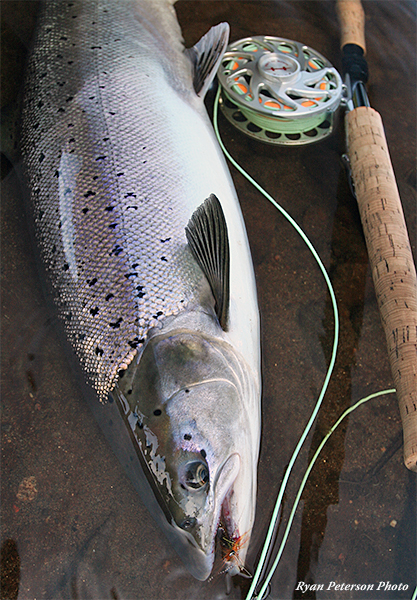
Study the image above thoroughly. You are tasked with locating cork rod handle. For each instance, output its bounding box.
[336,0,366,52]
[346,108,417,471]
[337,0,417,471]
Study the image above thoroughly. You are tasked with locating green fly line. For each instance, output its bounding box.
[221,88,328,135]
[213,83,339,596]
[213,85,414,600]
[253,388,397,600]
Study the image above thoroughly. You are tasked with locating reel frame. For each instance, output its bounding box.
[217,36,345,146]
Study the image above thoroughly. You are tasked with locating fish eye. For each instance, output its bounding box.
[180,516,197,530]
[183,461,209,490]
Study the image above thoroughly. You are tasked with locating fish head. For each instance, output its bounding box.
[119,329,258,580]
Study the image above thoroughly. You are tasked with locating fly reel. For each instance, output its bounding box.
[217,36,344,145]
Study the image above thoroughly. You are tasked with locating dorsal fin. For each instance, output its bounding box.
[185,194,230,330]
[185,22,230,98]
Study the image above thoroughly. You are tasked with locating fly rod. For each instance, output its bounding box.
[337,0,417,471]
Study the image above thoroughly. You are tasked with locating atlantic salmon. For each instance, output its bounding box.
[21,0,261,581]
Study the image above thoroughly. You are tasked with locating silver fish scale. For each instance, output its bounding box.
[21,0,207,400]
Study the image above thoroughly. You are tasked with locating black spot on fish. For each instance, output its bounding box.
[111,245,123,256]
[68,61,73,65]
[137,291,145,298]
[90,307,99,316]
[68,123,74,128]
[108,223,117,229]
[103,137,109,141]
[96,156,106,161]
[131,263,139,269]
[161,256,167,262]
[109,111,116,115]
[37,100,43,108]
[200,449,207,459]
[63,263,69,271]
[95,346,103,356]
[93,176,98,180]
[88,278,97,286]
[184,434,192,440]
[68,138,75,143]
[116,172,124,177]
[125,272,138,279]
[105,206,114,212]
[105,293,114,301]
[185,389,190,393]
[153,311,163,318]
[66,96,74,102]
[128,337,144,349]
[82,208,88,214]
[160,238,171,243]
[39,153,45,163]
[58,107,65,113]
[89,96,95,100]
[54,170,59,178]
[52,245,56,253]
[118,369,126,378]
[109,318,123,329]
[57,54,63,59]
[124,192,136,198]
[153,409,162,416]
[84,190,95,198]
[60,36,68,40]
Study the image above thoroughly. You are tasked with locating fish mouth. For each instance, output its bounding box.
[167,453,241,581]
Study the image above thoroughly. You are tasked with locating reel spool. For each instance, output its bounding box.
[217,36,344,145]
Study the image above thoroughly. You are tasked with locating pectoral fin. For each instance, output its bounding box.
[185,194,229,330]
[186,22,230,98]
